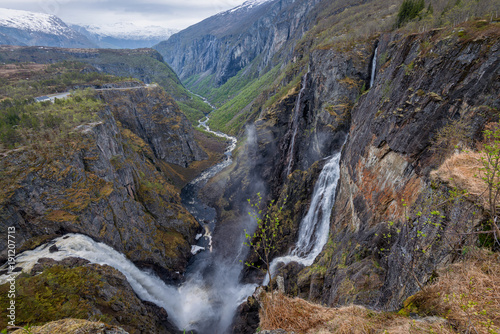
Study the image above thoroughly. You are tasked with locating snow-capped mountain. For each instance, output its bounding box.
[83,23,178,40]
[0,8,175,49]
[228,0,275,13]
[0,8,94,48]
[0,8,71,35]
[72,22,178,49]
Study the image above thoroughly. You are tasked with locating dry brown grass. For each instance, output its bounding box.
[10,318,127,334]
[431,151,488,206]
[410,249,500,334]
[259,251,499,333]
[0,63,48,79]
[259,293,454,333]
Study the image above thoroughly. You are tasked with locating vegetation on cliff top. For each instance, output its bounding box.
[257,250,499,333]
[0,89,102,150]
[0,47,211,125]
[0,61,129,100]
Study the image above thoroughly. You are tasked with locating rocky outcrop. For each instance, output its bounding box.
[1,258,179,333]
[297,26,500,310]
[0,86,206,280]
[232,296,260,334]
[11,319,129,334]
[98,87,206,166]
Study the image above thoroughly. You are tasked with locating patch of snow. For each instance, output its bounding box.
[191,245,205,255]
[82,22,178,40]
[228,0,274,13]
[0,8,73,36]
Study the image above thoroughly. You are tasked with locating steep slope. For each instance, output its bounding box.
[0,64,212,281]
[0,8,95,48]
[155,0,320,91]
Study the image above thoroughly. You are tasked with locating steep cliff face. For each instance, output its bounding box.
[201,38,373,275]
[98,87,206,166]
[0,86,207,279]
[296,25,500,310]
[155,0,320,89]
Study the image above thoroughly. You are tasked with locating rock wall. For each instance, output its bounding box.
[296,27,500,310]
[155,0,321,88]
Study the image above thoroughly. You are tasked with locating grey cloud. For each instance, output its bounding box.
[0,0,247,29]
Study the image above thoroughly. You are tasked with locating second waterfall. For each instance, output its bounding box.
[266,145,344,284]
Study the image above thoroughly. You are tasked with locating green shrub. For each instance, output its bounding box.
[396,0,425,27]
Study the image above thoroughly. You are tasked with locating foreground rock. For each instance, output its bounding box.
[11,319,129,334]
[0,257,179,333]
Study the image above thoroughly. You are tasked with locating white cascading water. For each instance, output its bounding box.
[369,45,378,88]
[286,71,309,175]
[266,150,342,284]
[0,233,256,332]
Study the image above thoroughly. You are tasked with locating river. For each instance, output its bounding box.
[0,96,256,334]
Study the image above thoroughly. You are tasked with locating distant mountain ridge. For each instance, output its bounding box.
[0,8,94,48]
[72,23,178,49]
[0,8,177,49]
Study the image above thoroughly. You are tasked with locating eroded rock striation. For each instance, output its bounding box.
[296,28,499,309]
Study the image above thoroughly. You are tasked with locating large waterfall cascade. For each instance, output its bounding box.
[0,98,254,333]
[0,234,255,331]
[266,149,343,284]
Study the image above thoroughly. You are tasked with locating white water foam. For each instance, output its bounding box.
[0,233,256,331]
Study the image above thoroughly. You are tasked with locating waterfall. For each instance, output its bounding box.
[0,234,256,332]
[0,94,254,333]
[286,71,309,175]
[266,148,342,284]
[369,45,378,88]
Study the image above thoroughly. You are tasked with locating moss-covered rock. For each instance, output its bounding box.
[11,319,129,334]
[0,258,177,333]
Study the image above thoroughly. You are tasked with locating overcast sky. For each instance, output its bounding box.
[0,0,248,29]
